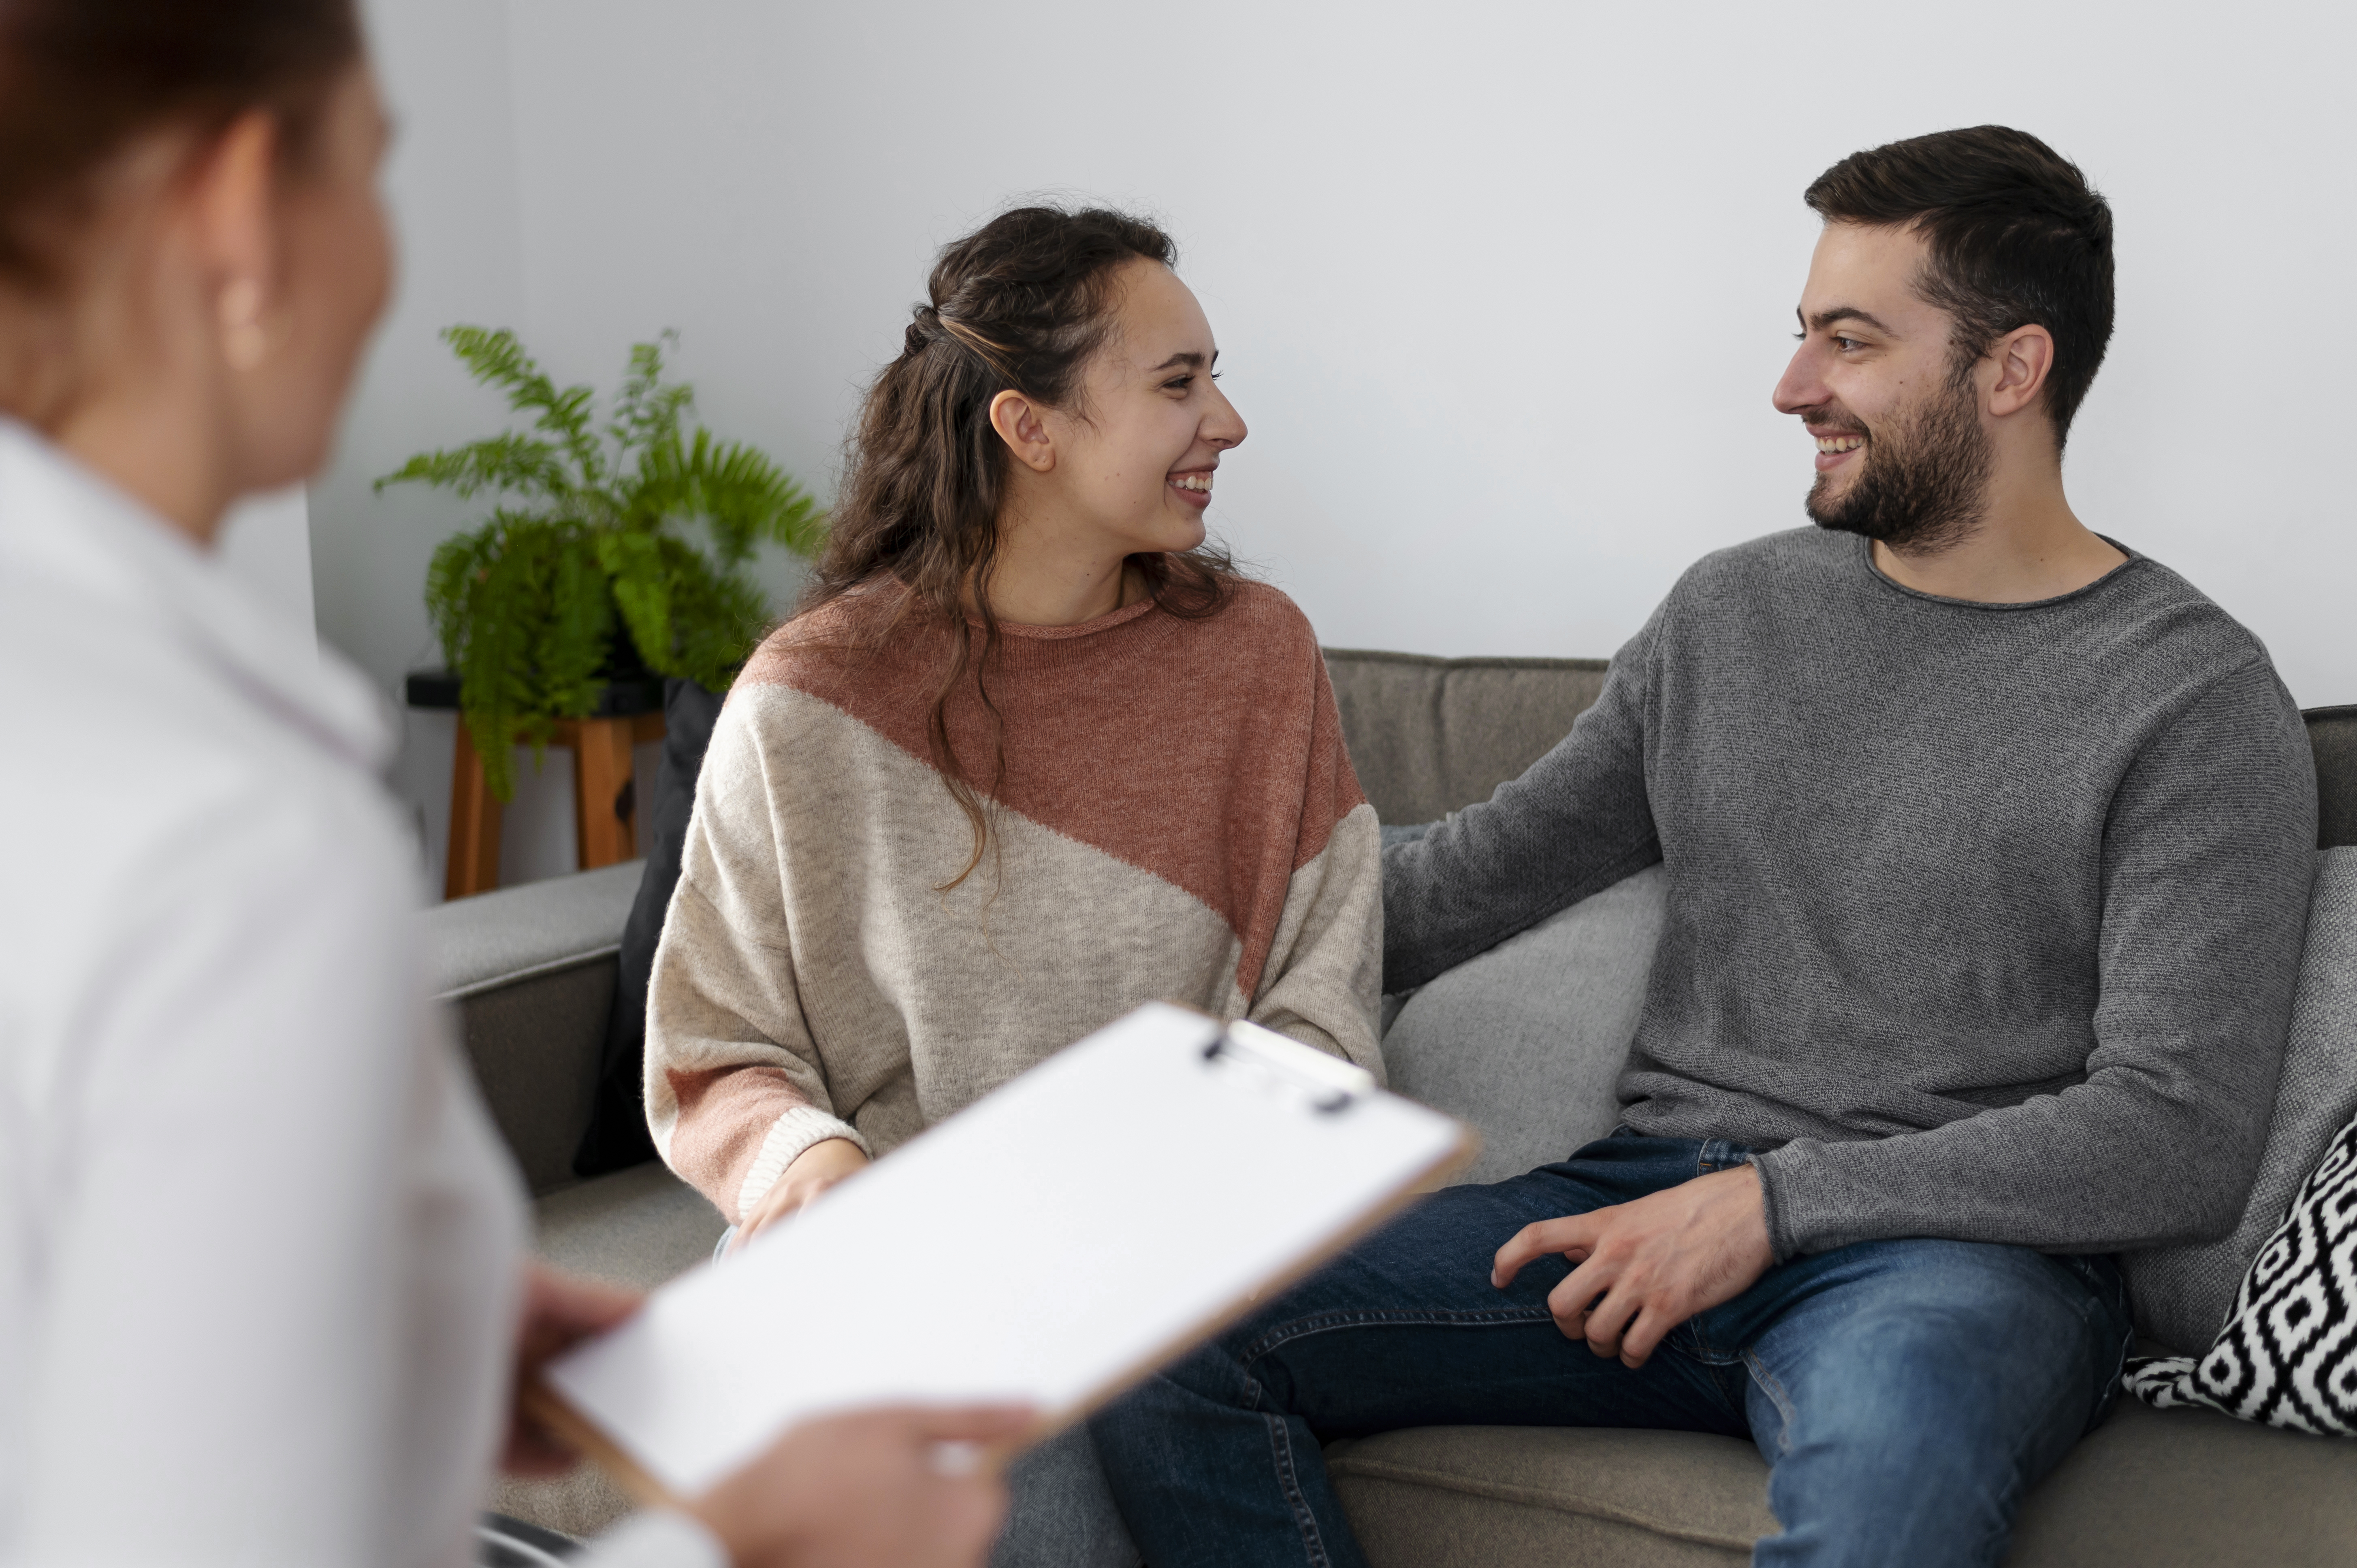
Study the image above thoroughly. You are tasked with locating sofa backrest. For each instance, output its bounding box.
[2310,705,2356,849]
[1326,648,2357,847]
[1321,649,1607,825]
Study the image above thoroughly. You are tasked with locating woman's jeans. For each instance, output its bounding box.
[1089,1131,2133,1568]
[710,1227,1139,1568]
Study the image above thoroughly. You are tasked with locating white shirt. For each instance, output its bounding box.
[0,423,717,1568]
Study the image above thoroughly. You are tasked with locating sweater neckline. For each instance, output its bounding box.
[1854,532,2144,613]
[969,595,1160,641]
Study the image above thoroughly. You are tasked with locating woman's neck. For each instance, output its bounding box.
[979,507,1141,626]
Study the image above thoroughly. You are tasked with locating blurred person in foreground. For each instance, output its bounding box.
[0,4,1023,1565]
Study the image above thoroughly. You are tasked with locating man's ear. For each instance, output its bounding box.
[988,388,1055,474]
[1986,324,2054,420]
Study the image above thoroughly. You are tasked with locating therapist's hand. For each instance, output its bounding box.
[1491,1164,1775,1370]
[689,1404,1032,1568]
[503,1264,641,1475]
[732,1138,870,1253]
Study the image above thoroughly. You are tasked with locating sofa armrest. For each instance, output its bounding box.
[420,861,645,1194]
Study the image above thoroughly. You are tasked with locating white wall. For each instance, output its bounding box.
[315,0,2357,888]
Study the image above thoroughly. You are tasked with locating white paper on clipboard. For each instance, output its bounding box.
[542,1002,1472,1500]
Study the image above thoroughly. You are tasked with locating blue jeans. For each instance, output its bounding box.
[1090,1131,2132,1568]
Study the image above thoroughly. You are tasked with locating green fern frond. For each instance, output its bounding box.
[376,431,572,502]
[442,326,606,488]
[394,327,819,804]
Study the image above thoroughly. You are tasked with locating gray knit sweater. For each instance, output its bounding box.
[1384,528,2318,1261]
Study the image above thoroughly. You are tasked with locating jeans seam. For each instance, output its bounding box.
[1240,1307,1554,1364]
[1743,1349,1798,1457]
[1263,1411,1332,1568]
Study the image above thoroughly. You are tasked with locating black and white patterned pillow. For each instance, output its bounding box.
[2125,1108,2357,1434]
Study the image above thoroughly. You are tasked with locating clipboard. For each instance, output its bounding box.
[534,1002,1476,1503]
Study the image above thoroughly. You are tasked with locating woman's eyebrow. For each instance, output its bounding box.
[1148,351,1208,371]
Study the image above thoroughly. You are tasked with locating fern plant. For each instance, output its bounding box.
[380,326,823,800]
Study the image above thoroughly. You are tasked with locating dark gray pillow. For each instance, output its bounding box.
[1380,865,1666,1185]
[572,676,729,1177]
[2122,848,2357,1354]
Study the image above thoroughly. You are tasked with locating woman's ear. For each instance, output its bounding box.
[186,110,283,373]
[988,388,1056,473]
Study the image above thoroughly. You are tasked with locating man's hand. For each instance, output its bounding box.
[732,1137,871,1254]
[505,1264,641,1475]
[687,1404,1033,1568]
[1491,1164,1775,1370]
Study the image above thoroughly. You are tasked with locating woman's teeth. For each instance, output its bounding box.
[1171,474,1212,492]
[1815,435,1864,454]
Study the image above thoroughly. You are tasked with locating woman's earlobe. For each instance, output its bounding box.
[218,278,271,371]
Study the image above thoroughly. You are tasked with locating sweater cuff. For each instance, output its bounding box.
[735,1104,871,1219]
[582,1508,727,1568]
[1745,1149,1807,1263]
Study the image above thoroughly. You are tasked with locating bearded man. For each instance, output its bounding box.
[1090,127,2319,1568]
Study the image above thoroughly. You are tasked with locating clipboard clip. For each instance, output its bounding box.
[1203,1019,1377,1114]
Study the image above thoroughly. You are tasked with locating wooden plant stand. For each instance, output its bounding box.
[407,671,666,900]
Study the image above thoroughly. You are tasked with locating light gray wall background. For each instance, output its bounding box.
[313,0,2357,894]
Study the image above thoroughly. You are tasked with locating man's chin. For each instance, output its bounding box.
[1805,477,1871,537]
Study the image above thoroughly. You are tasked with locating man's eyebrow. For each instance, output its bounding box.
[1800,306,1895,335]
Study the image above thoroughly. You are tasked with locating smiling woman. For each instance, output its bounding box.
[641,205,1386,1568]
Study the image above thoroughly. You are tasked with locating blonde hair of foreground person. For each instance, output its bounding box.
[0,3,1024,1566]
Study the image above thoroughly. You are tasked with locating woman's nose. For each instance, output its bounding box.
[1205,384,1247,449]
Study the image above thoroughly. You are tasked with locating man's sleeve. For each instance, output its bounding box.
[1381,601,1667,993]
[1750,658,2319,1259]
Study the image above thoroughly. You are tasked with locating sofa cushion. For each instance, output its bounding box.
[1325,1397,2357,1568]
[1327,1424,1768,1566]
[2127,1104,2357,1433]
[2122,848,2357,1354]
[1382,866,1665,1185]
[1323,649,1606,826]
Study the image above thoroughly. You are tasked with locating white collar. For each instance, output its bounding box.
[0,419,393,771]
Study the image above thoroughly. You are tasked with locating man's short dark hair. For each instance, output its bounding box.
[1806,126,2113,450]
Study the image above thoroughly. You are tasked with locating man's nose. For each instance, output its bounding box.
[1772,344,1824,416]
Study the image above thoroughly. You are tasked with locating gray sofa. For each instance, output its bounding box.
[433,650,2357,1565]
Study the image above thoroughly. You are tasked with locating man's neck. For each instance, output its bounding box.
[1872,479,2124,605]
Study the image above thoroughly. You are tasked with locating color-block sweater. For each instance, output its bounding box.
[645,579,1384,1224]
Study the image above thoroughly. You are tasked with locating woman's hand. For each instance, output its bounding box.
[732,1138,871,1253]
[687,1404,1032,1568]
[504,1264,641,1475]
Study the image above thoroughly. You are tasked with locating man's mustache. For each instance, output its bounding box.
[1797,405,1870,439]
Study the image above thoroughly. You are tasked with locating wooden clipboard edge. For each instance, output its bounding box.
[529,1097,1485,1502]
[521,1377,678,1509]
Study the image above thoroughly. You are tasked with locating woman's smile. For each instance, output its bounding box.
[1168,467,1215,509]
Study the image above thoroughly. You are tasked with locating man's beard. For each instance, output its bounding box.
[1805,370,1994,554]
